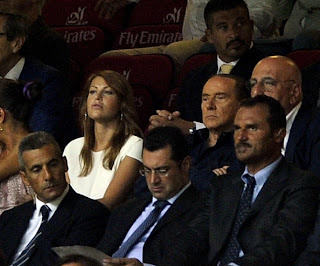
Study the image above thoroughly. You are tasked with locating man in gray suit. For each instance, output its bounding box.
[204,95,320,265]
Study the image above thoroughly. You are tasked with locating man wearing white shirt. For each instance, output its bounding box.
[250,55,320,177]
[0,132,109,266]
[97,126,207,266]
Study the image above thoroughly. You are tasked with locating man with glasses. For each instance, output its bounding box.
[97,126,207,266]
[249,55,320,177]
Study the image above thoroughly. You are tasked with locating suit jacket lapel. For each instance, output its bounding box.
[285,107,309,161]
[247,159,288,218]
[150,186,197,234]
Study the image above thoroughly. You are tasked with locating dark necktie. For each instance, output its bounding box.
[220,174,256,265]
[112,200,169,258]
[12,205,51,266]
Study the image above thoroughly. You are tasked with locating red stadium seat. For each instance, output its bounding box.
[86,54,174,102]
[42,0,130,35]
[54,26,106,68]
[287,50,320,70]
[162,52,216,112]
[127,0,187,26]
[176,52,217,86]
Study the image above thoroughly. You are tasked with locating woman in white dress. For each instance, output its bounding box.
[64,70,143,210]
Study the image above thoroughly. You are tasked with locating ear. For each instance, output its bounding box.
[289,83,302,106]
[181,155,192,173]
[273,128,286,144]
[62,156,68,172]
[20,170,30,187]
[205,28,214,44]
[0,108,5,123]
[11,36,26,54]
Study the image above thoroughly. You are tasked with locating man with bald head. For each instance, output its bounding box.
[248,55,320,177]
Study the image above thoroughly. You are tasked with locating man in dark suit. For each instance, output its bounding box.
[205,96,320,265]
[149,0,266,135]
[0,11,74,148]
[97,126,207,266]
[250,55,320,177]
[0,132,109,266]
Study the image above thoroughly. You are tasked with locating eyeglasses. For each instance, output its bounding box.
[139,167,171,178]
[246,78,296,93]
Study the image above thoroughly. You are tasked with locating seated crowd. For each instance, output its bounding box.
[0,0,320,265]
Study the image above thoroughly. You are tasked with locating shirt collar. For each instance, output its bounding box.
[35,185,69,218]
[4,57,25,80]
[216,42,253,73]
[286,102,302,134]
[152,182,191,205]
[241,156,282,187]
[217,56,239,73]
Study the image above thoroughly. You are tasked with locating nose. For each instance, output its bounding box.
[94,91,103,100]
[229,24,240,38]
[43,165,52,181]
[251,82,264,97]
[206,98,216,110]
[150,171,160,184]
[235,129,248,141]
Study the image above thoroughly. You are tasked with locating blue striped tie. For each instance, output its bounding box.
[11,205,51,266]
[112,200,169,258]
[220,174,256,265]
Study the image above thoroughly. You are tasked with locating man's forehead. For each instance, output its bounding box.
[212,7,248,22]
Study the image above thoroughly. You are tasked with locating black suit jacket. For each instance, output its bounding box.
[285,104,320,178]
[177,47,266,122]
[97,185,207,265]
[0,187,109,266]
[207,158,320,265]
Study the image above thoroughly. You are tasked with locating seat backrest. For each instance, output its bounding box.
[127,0,187,26]
[287,49,320,69]
[54,26,106,68]
[112,24,183,49]
[85,54,175,108]
[42,0,129,35]
[176,52,217,87]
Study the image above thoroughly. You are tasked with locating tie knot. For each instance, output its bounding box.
[220,64,234,74]
[40,205,51,221]
[243,174,256,186]
[154,200,169,211]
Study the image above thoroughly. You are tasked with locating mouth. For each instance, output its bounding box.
[235,143,251,153]
[227,39,245,49]
[43,184,58,191]
[92,104,103,109]
[151,186,163,193]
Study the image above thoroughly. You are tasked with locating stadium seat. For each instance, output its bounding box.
[54,26,106,68]
[163,52,216,112]
[42,0,131,35]
[127,0,187,26]
[287,49,320,69]
[85,54,175,129]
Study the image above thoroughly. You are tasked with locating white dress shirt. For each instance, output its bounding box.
[117,182,191,262]
[2,57,25,80]
[13,185,69,260]
[282,102,302,155]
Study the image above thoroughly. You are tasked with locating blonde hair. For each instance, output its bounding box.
[79,70,142,176]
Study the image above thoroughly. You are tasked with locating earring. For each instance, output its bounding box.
[120,113,123,121]
[84,113,88,120]
[0,124,3,131]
